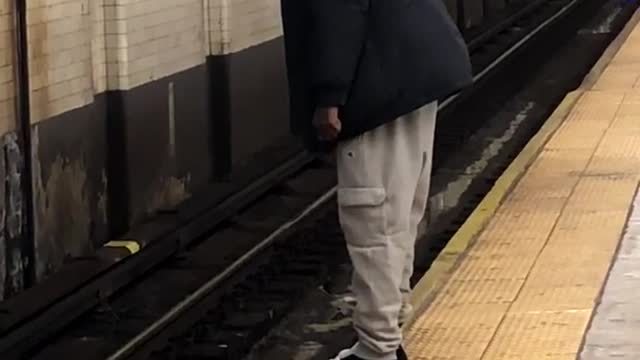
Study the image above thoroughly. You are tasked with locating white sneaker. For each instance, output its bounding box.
[330,348,362,360]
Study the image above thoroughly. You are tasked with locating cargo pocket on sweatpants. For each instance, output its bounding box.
[337,187,387,247]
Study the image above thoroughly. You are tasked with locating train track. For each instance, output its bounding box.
[1,0,637,359]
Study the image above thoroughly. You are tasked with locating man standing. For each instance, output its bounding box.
[281,1,472,359]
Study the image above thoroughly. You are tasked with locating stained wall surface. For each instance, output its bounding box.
[0,0,289,299]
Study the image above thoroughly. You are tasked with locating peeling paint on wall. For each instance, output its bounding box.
[0,135,5,301]
[5,133,24,246]
[4,132,25,298]
[31,127,96,280]
[98,170,108,226]
[145,175,191,215]
[0,237,4,301]
[7,248,23,295]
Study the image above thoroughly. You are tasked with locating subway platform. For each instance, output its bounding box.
[405,9,640,360]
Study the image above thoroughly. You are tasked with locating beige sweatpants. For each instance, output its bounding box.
[336,101,437,359]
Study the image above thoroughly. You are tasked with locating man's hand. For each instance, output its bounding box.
[313,107,342,141]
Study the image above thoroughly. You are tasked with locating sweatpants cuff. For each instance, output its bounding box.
[351,342,397,360]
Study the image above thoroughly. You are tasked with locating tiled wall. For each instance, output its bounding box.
[101,0,206,90]
[0,0,287,299]
[26,0,94,123]
[0,0,15,135]
[15,0,283,113]
[208,0,282,54]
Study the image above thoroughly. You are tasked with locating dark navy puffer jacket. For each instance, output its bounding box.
[281,0,473,151]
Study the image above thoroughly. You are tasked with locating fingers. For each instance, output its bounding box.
[332,117,342,133]
[313,107,342,141]
[317,123,340,141]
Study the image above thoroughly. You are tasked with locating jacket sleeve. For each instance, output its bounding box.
[308,0,369,107]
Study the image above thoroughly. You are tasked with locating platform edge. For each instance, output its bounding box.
[580,8,640,89]
[404,89,584,331]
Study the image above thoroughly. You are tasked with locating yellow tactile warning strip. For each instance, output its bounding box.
[405,90,584,320]
[406,12,640,360]
[593,18,640,91]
